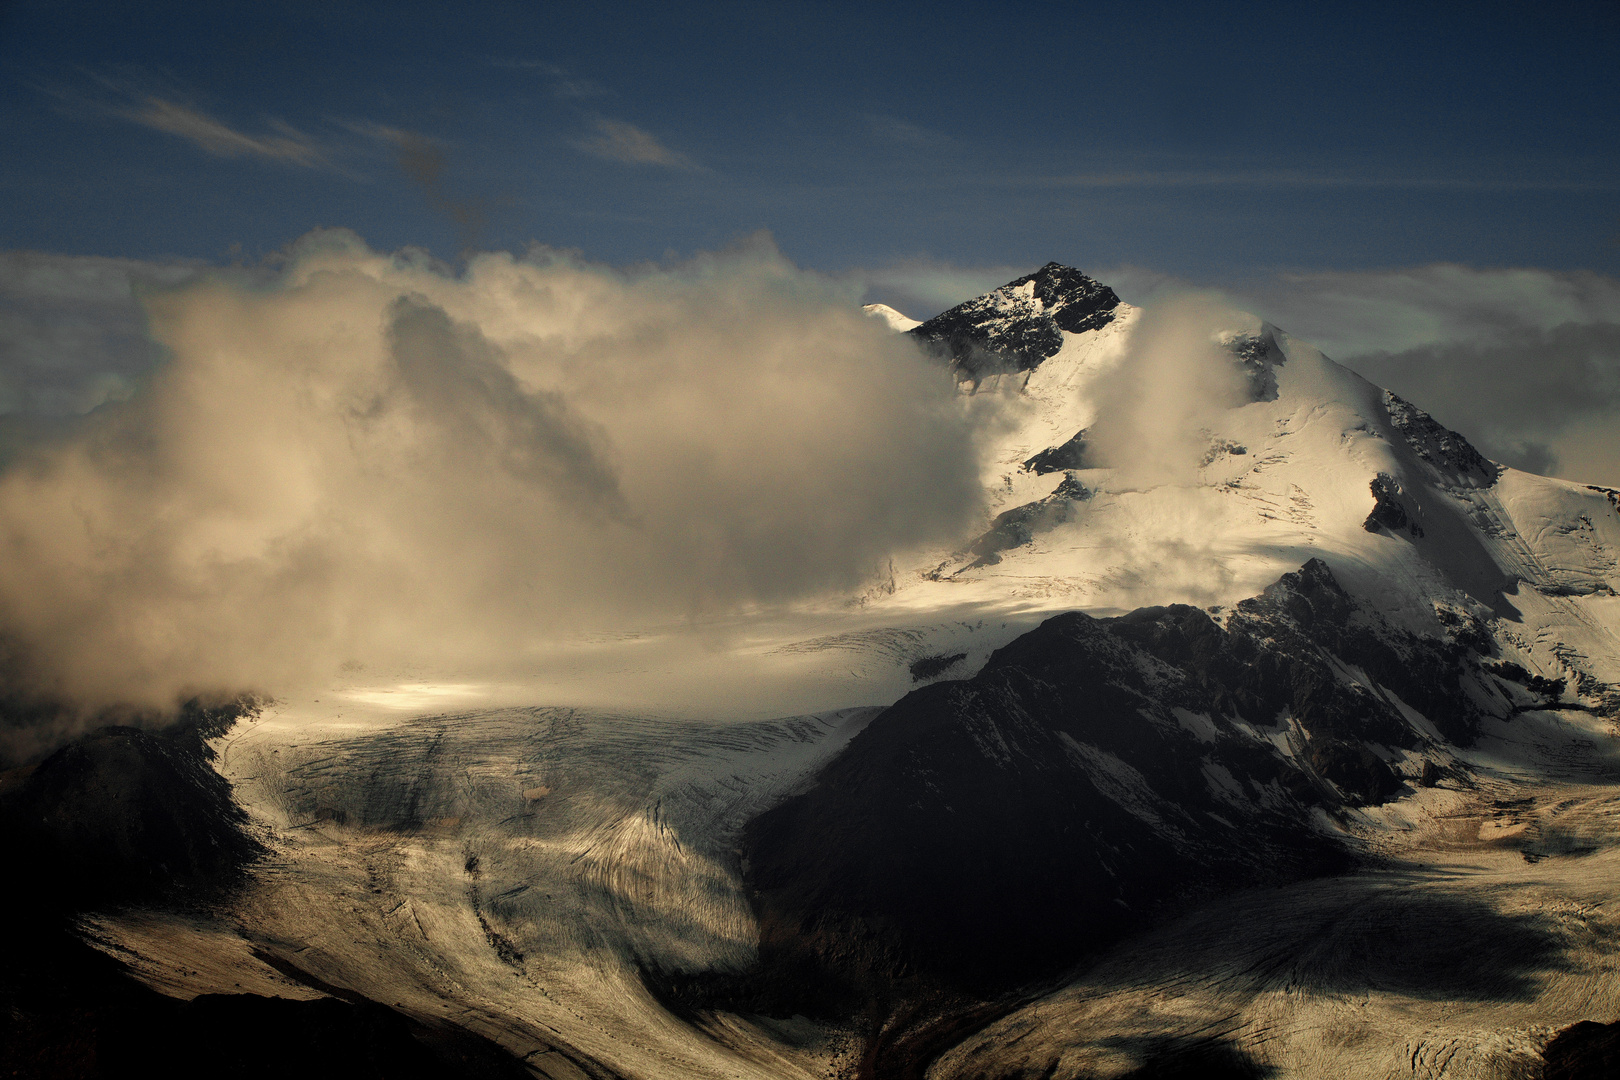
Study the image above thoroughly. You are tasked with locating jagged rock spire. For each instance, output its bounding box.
[908,263,1120,381]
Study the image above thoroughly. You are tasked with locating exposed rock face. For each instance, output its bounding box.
[1023,428,1089,474]
[736,560,1501,1011]
[1364,472,1424,537]
[1383,390,1500,487]
[1542,1019,1620,1080]
[960,479,1091,568]
[0,925,535,1080]
[1219,325,1288,402]
[908,263,1120,384]
[909,653,966,681]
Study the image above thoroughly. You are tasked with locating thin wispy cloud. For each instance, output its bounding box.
[340,122,492,252]
[485,64,702,171]
[1022,171,1619,192]
[34,73,338,171]
[120,97,326,168]
[578,117,697,169]
[490,59,606,99]
[863,114,946,148]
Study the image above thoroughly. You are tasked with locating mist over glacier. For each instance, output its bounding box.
[1080,293,1250,487]
[0,231,989,728]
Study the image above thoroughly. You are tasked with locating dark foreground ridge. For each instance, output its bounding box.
[1544,1019,1620,1080]
[0,931,535,1080]
[714,560,1510,1026]
[0,708,263,912]
[0,707,541,1080]
[908,262,1120,383]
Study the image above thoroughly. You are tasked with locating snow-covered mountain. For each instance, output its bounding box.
[892,268,1620,696]
[9,265,1620,1079]
[861,302,920,332]
[908,261,1122,382]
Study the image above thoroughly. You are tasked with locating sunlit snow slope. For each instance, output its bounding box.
[894,272,1620,707]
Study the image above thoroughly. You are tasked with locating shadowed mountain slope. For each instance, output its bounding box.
[738,560,1510,1011]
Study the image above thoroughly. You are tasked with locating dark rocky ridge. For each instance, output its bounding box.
[0,702,264,910]
[1221,325,1288,403]
[909,653,966,681]
[1383,389,1501,487]
[1364,472,1425,537]
[729,560,1504,1019]
[1543,1019,1620,1080]
[1023,428,1089,474]
[0,709,545,1080]
[907,263,1120,385]
[0,932,537,1080]
[954,475,1093,570]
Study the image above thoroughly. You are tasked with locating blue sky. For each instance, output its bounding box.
[3,0,1616,283]
[2,0,1619,483]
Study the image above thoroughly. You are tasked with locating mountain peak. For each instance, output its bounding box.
[862,302,921,332]
[907,263,1120,382]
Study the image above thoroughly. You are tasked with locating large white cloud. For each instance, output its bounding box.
[0,232,984,722]
[6,240,1616,742]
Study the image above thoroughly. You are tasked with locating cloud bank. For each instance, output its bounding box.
[1235,265,1620,484]
[0,233,982,725]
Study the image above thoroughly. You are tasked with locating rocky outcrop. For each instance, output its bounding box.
[732,561,1501,1015]
[1023,428,1089,474]
[950,475,1093,571]
[1588,485,1620,514]
[908,263,1120,384]
[1220,326,1288,402]
[1542,1019,1620,1080]
[0,925,536,1080]
[1364,472,1424,537]
[1384,390,1500,487]
[0,704,264,912]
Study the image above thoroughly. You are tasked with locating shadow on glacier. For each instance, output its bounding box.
[1101,1034,1275,1079]
[1278,883,1582,1003]
[1088,873,1590,1007]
